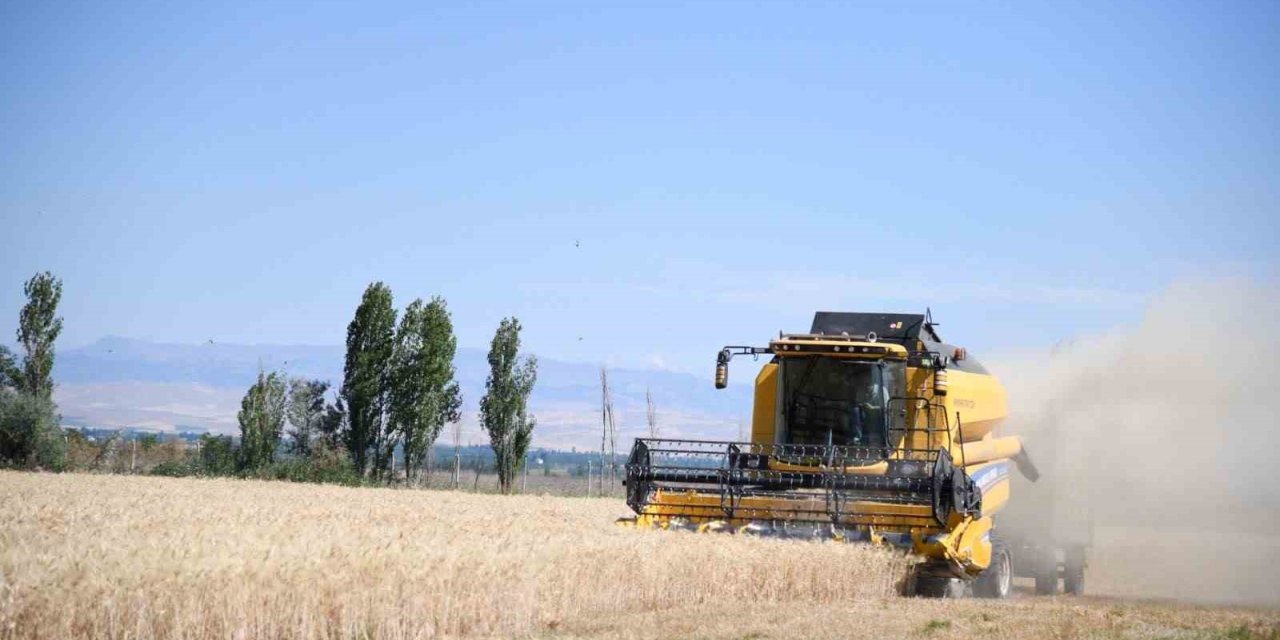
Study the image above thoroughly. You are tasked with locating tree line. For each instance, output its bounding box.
[0,274,538,494]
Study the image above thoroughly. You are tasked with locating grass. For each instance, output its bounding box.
[1,471,1277,639]
[921,619,951,633]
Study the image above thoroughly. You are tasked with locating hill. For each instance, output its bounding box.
[50,336,757,449]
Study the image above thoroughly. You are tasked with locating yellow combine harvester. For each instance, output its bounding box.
[622,311,1055,598]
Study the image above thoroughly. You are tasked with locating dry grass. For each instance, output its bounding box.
[0,472,907,639]
[548,598,1280,640]
[3,472,1276,640]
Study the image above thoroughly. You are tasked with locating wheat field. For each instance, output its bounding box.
[2,472,1276,640]
[0,472,908,639]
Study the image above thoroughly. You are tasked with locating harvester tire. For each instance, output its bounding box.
[1064,547,1086,596]
[915,575,967,599]
[973,544,1012,599]
[1034,550,1059,595]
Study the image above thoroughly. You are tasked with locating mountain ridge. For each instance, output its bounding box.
[50,336,757,448]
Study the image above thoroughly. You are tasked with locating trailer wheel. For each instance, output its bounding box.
[1064,547,1085,596]
[973,544,1012,599]
[1034,550,1059,595]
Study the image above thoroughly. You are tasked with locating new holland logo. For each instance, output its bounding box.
[969,462,1010,493]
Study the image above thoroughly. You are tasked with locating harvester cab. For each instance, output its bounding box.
[622,311,1047,598]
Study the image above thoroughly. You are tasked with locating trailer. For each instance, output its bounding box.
[1001,403,1093,595]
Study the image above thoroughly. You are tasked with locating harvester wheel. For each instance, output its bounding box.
[1064,547,1086,596]
[973,544,1012,599]
[1034,550,1059,595]
[915,575,967,598]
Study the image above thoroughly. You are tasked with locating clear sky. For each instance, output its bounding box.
[2,1,1276,375]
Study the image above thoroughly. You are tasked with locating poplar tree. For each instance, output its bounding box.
[237,369,287,470]
[479,317,537,493]
[341,282,396,476]
[17,272,62,399]
[287,378,329,456]
[0,346,17,389]
[0,272,65,468]
[390,297,462,484]
[318,394,348,451]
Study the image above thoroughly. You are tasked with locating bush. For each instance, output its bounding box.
[250,441,364,486]
[197,434,237,476]
[0,389,65,470]
[150,461,194,477]
[255,459,363,486]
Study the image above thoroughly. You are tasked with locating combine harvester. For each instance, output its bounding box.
[621,311,1086,598]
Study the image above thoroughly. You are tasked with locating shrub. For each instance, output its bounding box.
[197,434,237,476]
[0,389,65,470]
[150,461,194,477]
[251,441,364,486]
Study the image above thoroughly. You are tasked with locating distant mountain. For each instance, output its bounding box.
[52,337,757,449]
[56,336,346,388]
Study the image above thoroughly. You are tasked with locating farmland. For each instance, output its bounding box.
[2,472,1277,640]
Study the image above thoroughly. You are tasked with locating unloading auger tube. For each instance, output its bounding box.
[618,311,1044,598]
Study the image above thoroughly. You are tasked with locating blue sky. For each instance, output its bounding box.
[2,1,1276,375]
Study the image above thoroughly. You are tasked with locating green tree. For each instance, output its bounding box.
[390,297,463,484]
[237,369,287,470]
[17,272,63,400]
[318,393,347,451]
[341,282,396,477]
[0,271,66,469]
[479,317,537,493]
[138,433,159,450]
[0,345,18,389]
[287,378,329,456]
[0,388,64,469]
[197,434,237,475]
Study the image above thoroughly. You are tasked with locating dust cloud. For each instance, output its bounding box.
[990,278,1280,607]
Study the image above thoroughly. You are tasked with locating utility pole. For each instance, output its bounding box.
[587,460,593,497]
[646,387,659,439]
[600,366,617,487]
[130,439,137,473]
[600,367,609,492]
[522,454,529,493]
